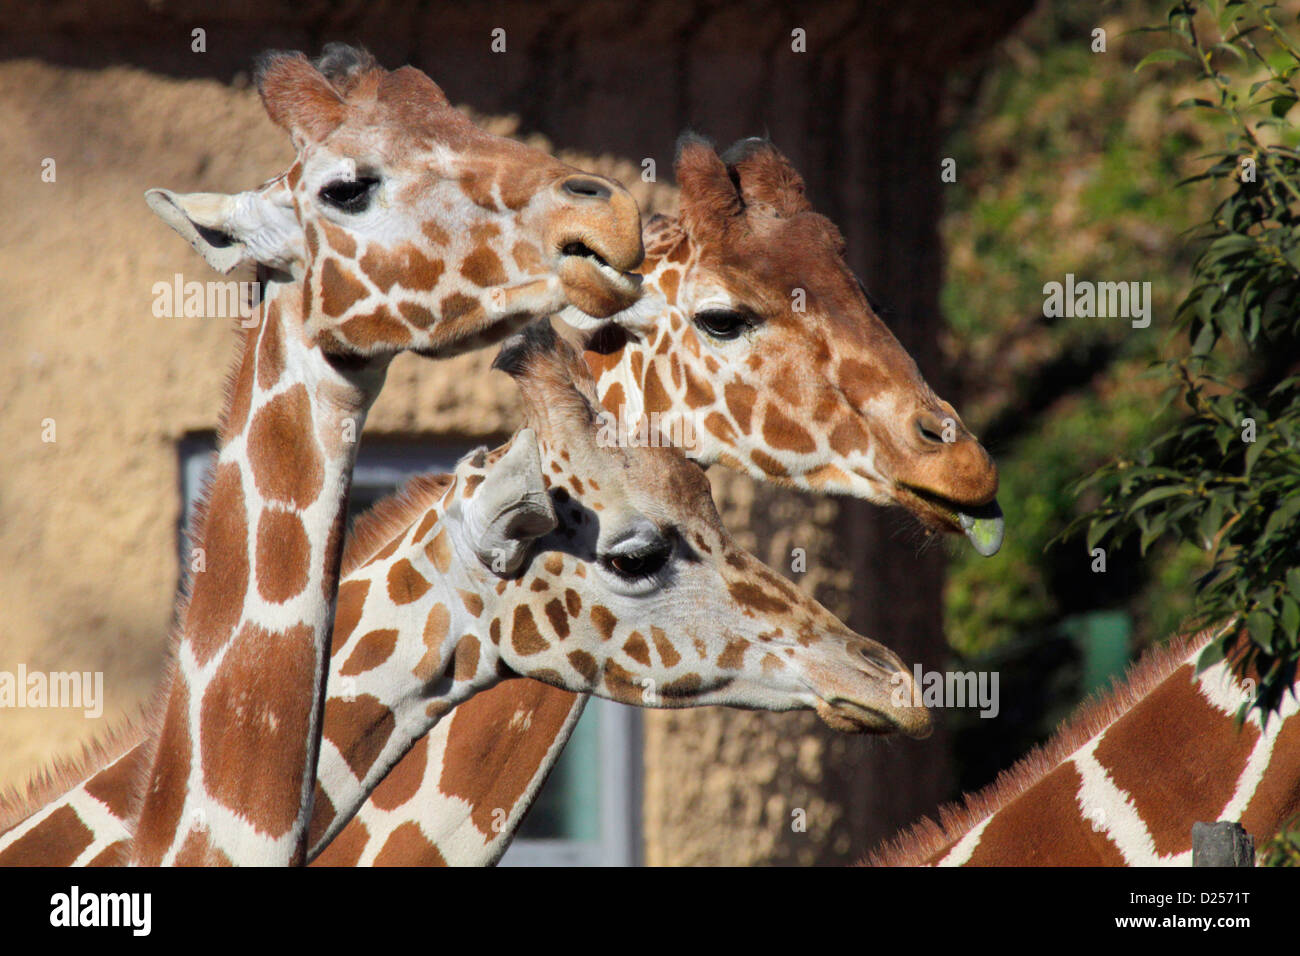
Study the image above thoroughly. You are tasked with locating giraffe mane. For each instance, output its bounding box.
[863,628,1219,867]
[340,472,457,578]
[0,714,149,835]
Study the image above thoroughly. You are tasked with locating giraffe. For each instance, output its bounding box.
[866,626,1300,866]
[2,135,1000,866]
[583,135,1002,550]
[0,322,930,865]
[118,43,644,866]
[323,135,1008,865]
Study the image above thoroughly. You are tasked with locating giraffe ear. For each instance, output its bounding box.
[255,50,349,148]
[145,187,303,274]
[718,137,813,218]
[674,133,744,243]
[464,428,558,575]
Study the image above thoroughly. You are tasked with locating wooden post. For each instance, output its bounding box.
[1192,821,1254,867]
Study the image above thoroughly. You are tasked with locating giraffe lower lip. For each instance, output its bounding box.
[564,254,641,290]
[561,240,608,266]
[558,256,643,317]
[818,699,925,737]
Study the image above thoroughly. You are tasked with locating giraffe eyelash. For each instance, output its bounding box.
[603,543,672,580]
[319,176,380,213]
[598,533,677,592]
[692,308,755,342]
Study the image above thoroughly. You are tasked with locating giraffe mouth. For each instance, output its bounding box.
[556,240,643,320]
[816,699,933,738]
[562,240,608,267]
[898,485,1004,557]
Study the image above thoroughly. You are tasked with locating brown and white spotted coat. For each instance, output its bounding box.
[866,628,1300,866]
[309,324,931,860]
[0,324,930,866]
[111,44,642,867]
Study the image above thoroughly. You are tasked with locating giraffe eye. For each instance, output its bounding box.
[603,540,673,581]
[319,177,379,214]
[693,309,750,341]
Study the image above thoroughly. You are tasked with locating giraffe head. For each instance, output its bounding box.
[584,136,1002,555]
[434,322,930,737]
[146,44,643,360]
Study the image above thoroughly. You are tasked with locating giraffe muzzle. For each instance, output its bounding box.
[884,403,1003,555]
[815,697,933,739]
[555,246,644,319]
[548,174,645,320]
[809,641,933,738]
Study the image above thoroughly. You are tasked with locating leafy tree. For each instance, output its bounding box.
[1068,0,1300,719]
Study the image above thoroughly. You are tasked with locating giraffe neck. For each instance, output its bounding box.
[311,687,582,865]
[868,628,1300,866]
[0,450,545,867]
[305,463,505,857]
[130,273,387,866]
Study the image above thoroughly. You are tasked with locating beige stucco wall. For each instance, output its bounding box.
[0,60,894,864]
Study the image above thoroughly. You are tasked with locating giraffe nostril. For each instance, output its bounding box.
[914,412,949,446]
[560,176,613,201]
[857,646,896,673]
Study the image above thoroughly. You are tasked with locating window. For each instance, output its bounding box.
[178,434,642,866]
[498,696,642,866]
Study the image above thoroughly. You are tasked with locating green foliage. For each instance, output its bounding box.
[942,0,1216,659]
[1065,0,1300,717]
[1261,813,1300,865]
